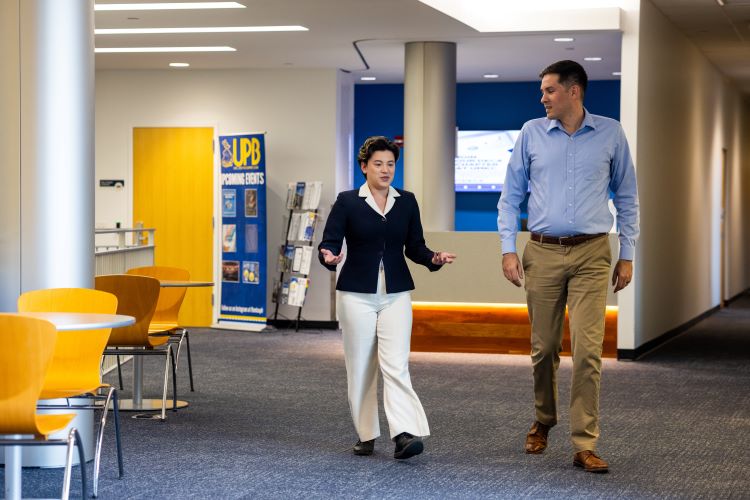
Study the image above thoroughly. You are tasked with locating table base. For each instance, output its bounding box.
[116,398,189,412]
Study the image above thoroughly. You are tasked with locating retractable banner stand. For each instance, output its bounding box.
[216,133,267,330]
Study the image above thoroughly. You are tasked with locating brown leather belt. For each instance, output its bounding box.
[530,232,606,246]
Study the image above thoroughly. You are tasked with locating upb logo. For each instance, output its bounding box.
[222,137,262,169]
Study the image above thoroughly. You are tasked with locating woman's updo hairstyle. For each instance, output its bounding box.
[357,136,400,165]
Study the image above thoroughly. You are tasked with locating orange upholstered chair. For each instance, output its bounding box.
[95,274,175,421]
[18,288,125,497]
[0,314,87,500]
[127,266,195,392]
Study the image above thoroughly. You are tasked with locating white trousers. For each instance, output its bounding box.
[336,270,430,441]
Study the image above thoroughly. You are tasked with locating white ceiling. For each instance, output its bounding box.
[94,0,622,82]
[94,0,750,91]
[650,0,750,93]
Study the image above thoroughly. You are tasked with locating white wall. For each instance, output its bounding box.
[633,0,750,346]
[615,0,641,350]
[727,96,750,298]
[95,68,351,322]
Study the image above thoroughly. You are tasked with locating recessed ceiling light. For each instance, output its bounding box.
[554,37,574,42]
[95,46,236,53]
[612,71,621,76]
[360,76,377,81]
[169,62,190,67]
[95,2,245,10]
[95,26,308,35]
[584,57,602,61]
[483,74,499,79]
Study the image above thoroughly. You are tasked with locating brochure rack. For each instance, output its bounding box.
[271,181,322,331]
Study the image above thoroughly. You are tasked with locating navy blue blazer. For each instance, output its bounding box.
[318,187,441,293]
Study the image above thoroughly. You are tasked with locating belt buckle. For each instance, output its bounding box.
[558,235,571,246]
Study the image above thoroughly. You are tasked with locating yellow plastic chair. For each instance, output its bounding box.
[18,288,124,497]
[94,274,175,421]
[127,265,195,392]
[0,314,87,500]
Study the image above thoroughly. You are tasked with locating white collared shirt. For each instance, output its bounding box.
[358,182,400,293]
[358,182,400,216]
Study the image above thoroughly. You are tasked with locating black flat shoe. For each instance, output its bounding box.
[393,432,423,460]
[353,439,374,456]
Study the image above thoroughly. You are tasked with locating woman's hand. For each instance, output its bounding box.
[320,248,344,265]
[432,251,456,265]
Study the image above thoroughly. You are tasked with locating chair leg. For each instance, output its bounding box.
[61,430,76,500]
[72,428,88,500]
[116,351,124,391]
[169,347,177,412]
[93,387,115,498]
[160,345,171,421]
[112,389,124,479]
[184,329,194,392]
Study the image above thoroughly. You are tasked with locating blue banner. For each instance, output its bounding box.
[218,133,267,326]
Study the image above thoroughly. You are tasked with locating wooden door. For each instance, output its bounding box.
[133,127,214,326]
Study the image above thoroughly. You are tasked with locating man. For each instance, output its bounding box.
[497,60,639,473]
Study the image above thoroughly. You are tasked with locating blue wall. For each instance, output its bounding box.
[354,80,621,230]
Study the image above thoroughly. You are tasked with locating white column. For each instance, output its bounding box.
[0,0,95,474]
[20,0,96,292]
[403,41,456,231]
[0,0,22,312]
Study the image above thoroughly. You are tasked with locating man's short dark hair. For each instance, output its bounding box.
[540,60,588,97]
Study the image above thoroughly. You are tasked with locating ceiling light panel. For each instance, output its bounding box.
[96,26,308,35]
[418,0,623,32]
[95,2,245,11]
[95,46,236,52]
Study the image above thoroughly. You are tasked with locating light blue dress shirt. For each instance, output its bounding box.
[498,109,639,260]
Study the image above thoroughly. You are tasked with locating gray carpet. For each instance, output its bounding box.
[5,294,750,499]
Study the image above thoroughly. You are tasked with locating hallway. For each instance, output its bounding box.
[9,294,750,499]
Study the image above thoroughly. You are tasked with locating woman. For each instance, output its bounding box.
[318,136,456,460]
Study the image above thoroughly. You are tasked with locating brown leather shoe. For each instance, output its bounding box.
[573,450,609,473]
[525,421,551,454]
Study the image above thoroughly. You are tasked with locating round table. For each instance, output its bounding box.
[3,312,135,500]
[158,280,215,288]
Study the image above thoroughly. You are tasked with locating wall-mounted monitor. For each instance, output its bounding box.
[454,130,520,192]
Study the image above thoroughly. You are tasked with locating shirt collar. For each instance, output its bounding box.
[358,183,400,216]
[546,107,596,134]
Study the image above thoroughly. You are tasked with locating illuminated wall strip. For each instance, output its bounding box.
[412,301,619,312]
[95,26,308,34]
[95,2,245,11]
[95,46,236,53]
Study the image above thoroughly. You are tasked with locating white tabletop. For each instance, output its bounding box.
[18,312,135,331]
[159,280,214,288]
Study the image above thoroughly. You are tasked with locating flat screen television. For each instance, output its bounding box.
[454,130,520,192]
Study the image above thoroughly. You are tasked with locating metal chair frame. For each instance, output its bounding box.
[0,429,87,500]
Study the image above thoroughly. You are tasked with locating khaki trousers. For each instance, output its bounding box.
[522,235,611,452]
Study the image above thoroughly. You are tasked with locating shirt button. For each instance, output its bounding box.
[568,186,572,190]
[568,203,572,206]
[569,220,573,223]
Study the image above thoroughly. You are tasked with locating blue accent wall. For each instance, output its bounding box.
[354,80,621,230]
